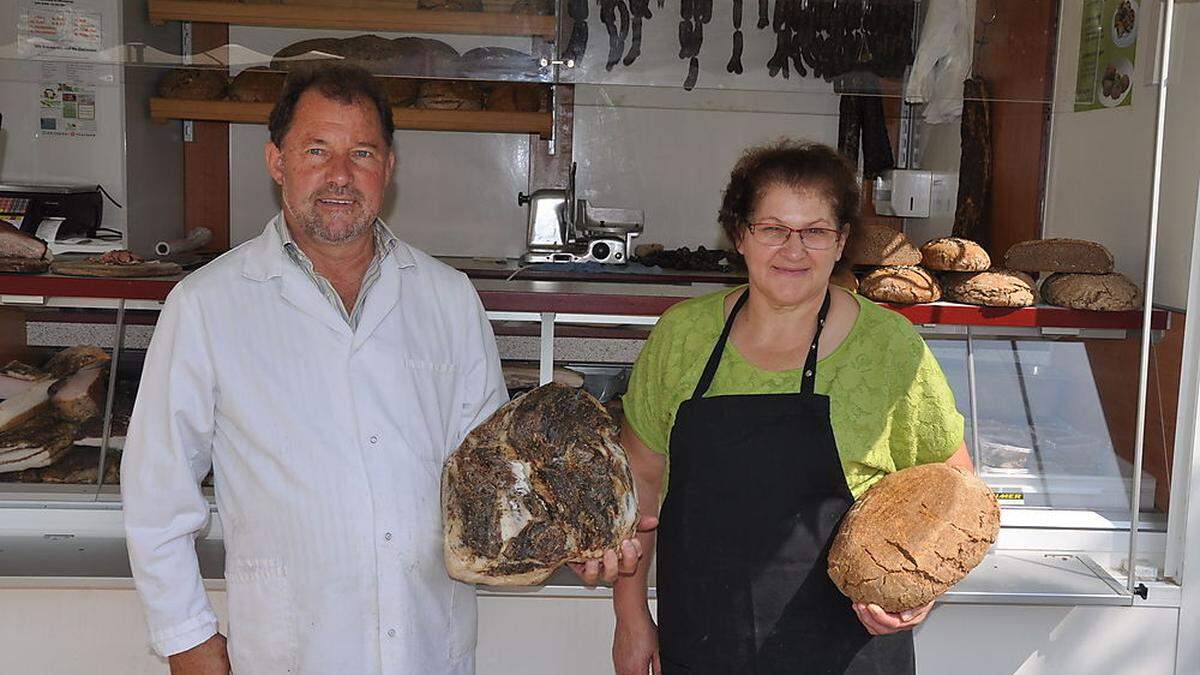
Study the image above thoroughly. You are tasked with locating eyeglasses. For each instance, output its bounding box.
[746,223,843,250]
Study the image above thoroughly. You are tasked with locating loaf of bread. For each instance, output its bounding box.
[1041,272,1142,311]
[1004,238,1115,274]
[419,0,483,10]
[485,82,545,112]
[858,266,941,304]
[157,68,227,100]
[461,46,540,77]
[511,0,555,13]
[920,237,991,272]
[417,80,484,110]
[381,77,420,107]
[270,38,344,71]
[828,463,1000,613]
[845,224,922,266]
[391,37,462,77]
[227,69,284,103]
[830,266,859,294]
[942,270,1038,308]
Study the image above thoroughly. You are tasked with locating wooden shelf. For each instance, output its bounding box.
[149,98,553,138]
[147,0,557,38]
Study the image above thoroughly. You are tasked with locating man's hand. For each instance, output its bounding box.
[168,633,230,675]
[569,514,659,585]
[852,601,934,636]
[613,612,661,675]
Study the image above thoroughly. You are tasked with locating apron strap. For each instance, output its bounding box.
[691,288,833,400]
[691,289,750,400]
[800,290,833,396]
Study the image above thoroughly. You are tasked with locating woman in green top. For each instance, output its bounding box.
[581,140,972,675]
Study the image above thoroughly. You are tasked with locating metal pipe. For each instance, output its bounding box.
[539,311,555,385]
[94,299,126,500]
[966,328,982,470]
[1127,0,1176,596]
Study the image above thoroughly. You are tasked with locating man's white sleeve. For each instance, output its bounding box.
[121,288,219,657]
[456,288,508,448]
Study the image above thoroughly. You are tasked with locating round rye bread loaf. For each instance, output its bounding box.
[828,463,1000,613]
[920,237,991,272]
[830,266,859,293]
[845,224,922,266]
[1041,272,1142,311]
[858,266,941,304]
[942,269,1038,308]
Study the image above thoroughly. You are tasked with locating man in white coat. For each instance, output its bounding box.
[121,63,507,674]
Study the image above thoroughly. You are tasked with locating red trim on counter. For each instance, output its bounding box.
[0,272,1170,330]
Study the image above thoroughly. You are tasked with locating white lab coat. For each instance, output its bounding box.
[121,216,507,674]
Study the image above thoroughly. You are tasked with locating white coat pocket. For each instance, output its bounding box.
[226,557,298,675]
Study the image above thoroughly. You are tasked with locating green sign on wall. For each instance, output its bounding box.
[1075,0,1139,111]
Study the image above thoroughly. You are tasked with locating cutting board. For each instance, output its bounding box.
[51,260,182,278]
[0,257,51,274]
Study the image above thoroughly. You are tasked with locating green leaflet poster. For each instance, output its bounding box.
[1075,0,1139,111]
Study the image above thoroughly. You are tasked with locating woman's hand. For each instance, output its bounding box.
[568,514,659,585]
[613,612,661,675]
[852,601,934,635]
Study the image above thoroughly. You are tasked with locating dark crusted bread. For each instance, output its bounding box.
[511,0,555,13]
[417,80,484,110]
[942,270,1038,308]
[227,68,284,103]
[380,77,420,107]
[157,68,227,100]
[1004,238,1115,274]
[920,237,991,272]
[1041,272,1142,311]
[391,37,462,77]
[419,0,484,10]
[830,266,859,294]
[485,83,546,112]
[845,224,922,266]
[442,384,638,586]
[270,38,344,71]
[828,463,1000,613]
[858,266,941,304]
[461,46,540,77]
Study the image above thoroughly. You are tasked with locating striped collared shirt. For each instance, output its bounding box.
[276,216,398,330]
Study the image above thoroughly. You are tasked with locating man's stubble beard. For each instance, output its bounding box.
[284,186,375,244]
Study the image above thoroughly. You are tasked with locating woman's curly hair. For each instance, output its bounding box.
[718,139,862,246]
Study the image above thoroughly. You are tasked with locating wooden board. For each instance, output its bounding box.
[0,258,50,274]
[150,99,554,138]
[147,0,557,37]
[50,261,183,278]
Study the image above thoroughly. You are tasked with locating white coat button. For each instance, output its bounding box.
[384,532,392,541]
[369,435,379,444]
[387,628,397,638]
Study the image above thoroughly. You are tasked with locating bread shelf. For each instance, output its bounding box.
[146,0,557,38]
[149,98,553,138]
[0,272,1171,335]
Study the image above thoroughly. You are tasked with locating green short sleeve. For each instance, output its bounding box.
[622,317,675,456]
[887,340,966,470]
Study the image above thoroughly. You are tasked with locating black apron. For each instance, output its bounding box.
[657,289,915,675]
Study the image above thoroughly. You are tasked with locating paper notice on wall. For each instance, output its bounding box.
[18,0,103,59]
[37,62,97,138]
[1074,0,1139,111]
